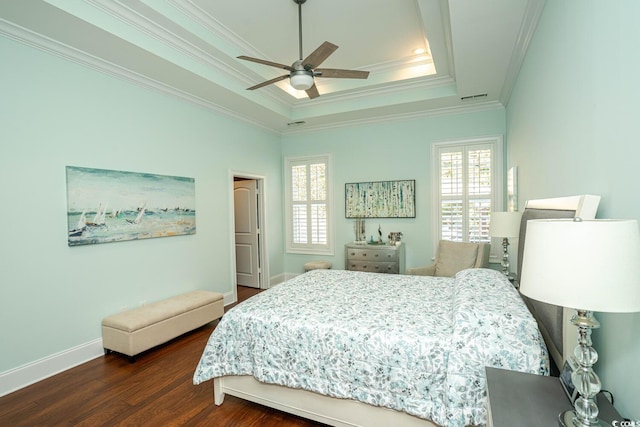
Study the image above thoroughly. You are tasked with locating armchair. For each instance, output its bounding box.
[407,240,490,277]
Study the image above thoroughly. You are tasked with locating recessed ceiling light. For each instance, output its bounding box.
[413,48,426,55]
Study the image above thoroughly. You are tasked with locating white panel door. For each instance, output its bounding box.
[234,180,260,288]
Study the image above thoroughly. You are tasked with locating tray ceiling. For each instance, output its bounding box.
[0,0,545,133]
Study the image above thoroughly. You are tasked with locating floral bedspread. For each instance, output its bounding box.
[193,268,548,427]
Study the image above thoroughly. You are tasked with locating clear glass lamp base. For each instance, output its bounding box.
[559,410,611,427]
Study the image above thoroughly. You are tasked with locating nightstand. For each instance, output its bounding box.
[486,367,623,427]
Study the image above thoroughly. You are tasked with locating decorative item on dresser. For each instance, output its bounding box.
[519,218,640,427]
[489,211,522,278]
[345,242,405,274]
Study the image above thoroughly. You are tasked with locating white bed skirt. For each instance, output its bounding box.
[214,375,439,427]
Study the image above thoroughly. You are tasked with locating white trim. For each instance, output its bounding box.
[500,0,547,106]
[228,171,270,302]
[284,154,334,256]
[0,16,507,137]
[268,272,287,287]
[0,18,278,135]
[0,339,104,397]
[0,16,509,136]
[282,101,504,136]
[86,0,241,75]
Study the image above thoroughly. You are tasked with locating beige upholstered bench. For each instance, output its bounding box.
[102,290,223,362]
[304,260,332,272]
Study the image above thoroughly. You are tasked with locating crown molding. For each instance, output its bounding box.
[500,0,546,106]
[169,0,272,60]
[86,0,255,84]
[293,74,456,111]
[0,17,279,134]
[282,101,505,135]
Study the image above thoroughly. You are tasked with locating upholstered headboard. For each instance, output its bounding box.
[515,195,601,373]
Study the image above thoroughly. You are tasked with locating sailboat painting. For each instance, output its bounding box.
[66,166,196,246]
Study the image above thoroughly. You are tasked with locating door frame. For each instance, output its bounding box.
[229,170,269,303]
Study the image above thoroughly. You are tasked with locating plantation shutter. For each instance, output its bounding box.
[434,138,502,246]
[286,155,333,254]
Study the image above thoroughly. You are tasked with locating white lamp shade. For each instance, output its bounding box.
[290,72,314,90]
[489,211,522,238]
[519,219,640,313]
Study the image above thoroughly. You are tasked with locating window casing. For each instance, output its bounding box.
[432,137,503,258]
[285,155,333,255]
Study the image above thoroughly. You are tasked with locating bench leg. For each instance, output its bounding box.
[128,355,136,363]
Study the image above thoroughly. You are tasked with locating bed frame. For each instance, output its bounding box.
[212,195,600,426]
[214,375,437,427]
[515,194,600,371]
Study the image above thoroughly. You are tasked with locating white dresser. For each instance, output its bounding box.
[344,243,405,274]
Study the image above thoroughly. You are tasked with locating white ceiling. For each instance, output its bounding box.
[0,0,545,134]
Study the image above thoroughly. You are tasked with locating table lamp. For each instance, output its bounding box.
[489,211,522,277]
[519,218,640,427]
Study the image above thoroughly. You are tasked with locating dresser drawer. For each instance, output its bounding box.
[347,260,399,274]
[345,243,405,274]
[346,247,398,262]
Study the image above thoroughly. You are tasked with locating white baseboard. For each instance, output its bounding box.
[0,338,104,397]
[269,272,289,287]
[1,274,302,397]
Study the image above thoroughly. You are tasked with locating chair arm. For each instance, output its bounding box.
[475,243,491,268]
[406,265,436,276]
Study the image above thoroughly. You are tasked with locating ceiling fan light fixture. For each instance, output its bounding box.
[238,0,367,98]
[290,71,314,90]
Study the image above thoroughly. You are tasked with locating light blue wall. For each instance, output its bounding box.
[507,0,640,417]
[0,36,283,373]
[282,108,506,274]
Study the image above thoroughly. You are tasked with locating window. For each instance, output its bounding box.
[432,137,503,253]
[285,155,333,255]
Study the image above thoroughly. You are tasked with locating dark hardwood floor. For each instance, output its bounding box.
[0,286,326,426]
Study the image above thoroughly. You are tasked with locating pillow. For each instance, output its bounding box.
[434,240,480,277]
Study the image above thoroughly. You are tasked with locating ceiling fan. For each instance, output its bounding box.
[237,0,370,99]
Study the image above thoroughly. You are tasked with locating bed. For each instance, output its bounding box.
[193,194,599,427]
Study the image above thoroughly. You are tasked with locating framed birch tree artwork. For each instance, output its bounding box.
[345,180,415,218]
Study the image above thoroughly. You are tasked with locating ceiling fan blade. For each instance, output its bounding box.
[315,68,370,79]
[238,56,295,72]
[302,41,338,69]
[305,84,320,99]
[246,74,289,90]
